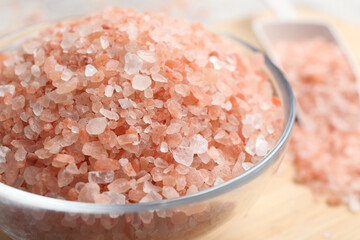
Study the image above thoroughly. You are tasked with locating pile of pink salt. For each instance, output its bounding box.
[0,7,283,204]
[273,37,360,211]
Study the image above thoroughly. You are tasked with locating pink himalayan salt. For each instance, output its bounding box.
[0,7,282,204]
[78,183,100,203]
[132,74,152,91]
[124,53,143,75]
[88,171,115,184]
[86,117,107,135]
[107,178,131,193]
[162,186,180,199]
[273,38,360,209]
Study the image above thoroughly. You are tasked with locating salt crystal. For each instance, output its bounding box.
[82,141,108,160]
[0,146,10,163]
[144,88,153,98]
[31,65,41,77]
[129,179,137,189]
[190,134,208,154]
[214,177,224,186]
[105,60,120,72]
[29,117,42,133]
[104,85,114,97]
[22,40,41,54]
[143,181,161,193]
[137,50,157,63]
[174,84,190,97]
[113,84,122,92]
[211,92,226,106]
[14,146,27,162]
[347,194,360,212]
[124,53,143,75]
[151,73,168,83]
[100,108,119,120]
[61,68,73,81]
[162,186,179,199]
[32,101,43,116]
[14,63,27,76]
[143,115,152,124]
[222,101,232,111]
[103,191,126,204]
[139,211,154,224]
[88,171,114,184]
[144,126,151,133]
[86,117,107,135]
[100,36,109,49]
[61,32,78,49]
[0,85,15,97]
[186,185,198,195]
[154,158,168,168]
[11,95,25,110]
[55,64,64,72]
[172,146,194,167]
[24,125,38,140]
[66,163,80,175]
[255,135,269,157]
[23,166,41,185]
[58,168,74,187]
[160,142,168,153]
[118,98,130,109]
[242,162,254,171]
[123,23,138,40]
[245,139,256,156]
[198,152,210,164]
[267,124,275,134]
[154,99,164,108]
[208,146,227,165]
[85,64,98,77]
[132,74,152,91]
[107,178,130,193]
[209,56,226,70]
[140,191,163,203]
[78,183,100,203]
[118,158,129,167]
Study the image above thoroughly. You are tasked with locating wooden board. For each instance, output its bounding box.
[1,8,360,240]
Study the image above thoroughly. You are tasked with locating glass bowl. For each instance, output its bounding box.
[0,21,295,240]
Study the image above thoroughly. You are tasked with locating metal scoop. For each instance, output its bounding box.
[252,0,360,126]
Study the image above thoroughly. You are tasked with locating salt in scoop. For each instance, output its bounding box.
[252,0,360,126]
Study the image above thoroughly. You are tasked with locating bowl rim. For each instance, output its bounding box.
[0,21,296,214]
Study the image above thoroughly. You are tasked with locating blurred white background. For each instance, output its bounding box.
[0,0,359,36]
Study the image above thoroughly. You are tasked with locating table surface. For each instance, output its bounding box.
[1,8,360,240]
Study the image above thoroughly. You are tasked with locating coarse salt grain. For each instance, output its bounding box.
[189,134,208,154]
[125,53,143,75]
[88,171,115,184]
[100,108,119,120]
[151,73,168,83]
[104,85,114,97]
[0,85,15,97]
[160,142,168,153]
[0,146,10,163]
[132,74,152,91]
[85,64,98,77]
[172,147,194,167]
[86,117,107,135]
[100,36,109,49]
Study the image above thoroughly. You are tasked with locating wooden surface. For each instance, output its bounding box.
[1,8,360,240]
